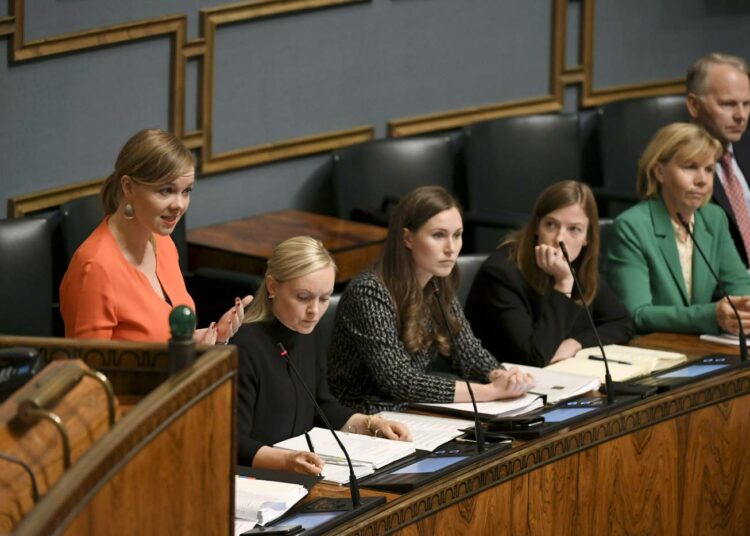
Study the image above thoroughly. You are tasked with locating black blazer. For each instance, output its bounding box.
[712,134,750,266]
[464,245,633,367]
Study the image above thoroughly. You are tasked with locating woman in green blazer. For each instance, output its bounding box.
[607,123,750,334]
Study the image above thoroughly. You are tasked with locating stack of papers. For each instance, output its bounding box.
[502,363,600,405]
[700,333,740,346]
[233,476,308,534]
[375,411,473,451]
[274,427,416,485]
[411,392,544,420]
[545,344,686,382]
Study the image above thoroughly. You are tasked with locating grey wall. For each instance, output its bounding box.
[2,0,750,226]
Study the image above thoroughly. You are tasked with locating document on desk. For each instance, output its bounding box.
[234,476,307,529]
[375,411,473,451]
[502,363,600,405]
[411,392,544,419]
[274,427,416,482]
[546,344,687,382]
[700,333,740,346]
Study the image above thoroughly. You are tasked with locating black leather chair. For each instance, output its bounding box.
[58,194,262,326]
[455,253,489,308]
[0,217,55,336]
[596,95,689,216]
[463,113,581,252]
[331,136,459,226]
[315,294,341,359]
[598,217,614,274]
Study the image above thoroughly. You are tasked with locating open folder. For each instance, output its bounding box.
[501,363,600,405]
[545,344,686,382]
[274,427,416,485]
[410,392,544,420]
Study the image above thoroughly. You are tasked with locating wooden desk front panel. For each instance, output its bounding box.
[338,360,750,536]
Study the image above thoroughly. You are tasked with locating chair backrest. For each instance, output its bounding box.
[598,95,689,211]
[60,194,104,264]
[315,294,341,359]
[598,217,614,274]
[331,136,458,225]
[0,217,55,336]
[464,113,581,250]
[456,253,489,308]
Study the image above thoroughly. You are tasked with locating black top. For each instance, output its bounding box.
[464,245,633,367]
[234,318,355,466]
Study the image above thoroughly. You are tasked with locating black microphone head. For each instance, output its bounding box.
[430,278,439,294]
[558,241,570,261]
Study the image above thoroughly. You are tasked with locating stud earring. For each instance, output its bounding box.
[268,294,275,300]
[124,203,135,220]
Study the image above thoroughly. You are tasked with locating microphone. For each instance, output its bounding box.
[676,212,748,362]
[277,342,361,508]
[558,242,655,402]
[168,305,197,376]
[430,279,485,453]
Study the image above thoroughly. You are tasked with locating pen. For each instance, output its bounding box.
[304,431,315,453]
[588,355,632,366]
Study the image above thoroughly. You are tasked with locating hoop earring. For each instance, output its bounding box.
[123,203,135,220]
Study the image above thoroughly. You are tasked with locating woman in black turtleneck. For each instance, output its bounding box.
[231,236,411,475]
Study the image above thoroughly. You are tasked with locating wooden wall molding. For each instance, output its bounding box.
[7,177,104,218]
[388,0,567,138]
[579,0,685,107]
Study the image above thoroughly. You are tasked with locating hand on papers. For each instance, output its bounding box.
[488,367,535,399]
[550,338,583,363]
[283,449,325,475]
[716,296,750,335]
[369,417,413,442]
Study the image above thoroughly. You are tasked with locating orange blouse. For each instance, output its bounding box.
[60,220,195,342]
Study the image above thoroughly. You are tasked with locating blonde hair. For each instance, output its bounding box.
[101,129,195,215]
[687,52,749,96]
[637,123,722,199]
[244,236,337,323]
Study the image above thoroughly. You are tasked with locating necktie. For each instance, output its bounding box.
[720,150,750,261]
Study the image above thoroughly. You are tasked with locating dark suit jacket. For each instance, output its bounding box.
[712,134,750,266]
[464,245,633,368]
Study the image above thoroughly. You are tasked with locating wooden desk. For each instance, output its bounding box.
[187,210,387,283]
[319,334,750,535]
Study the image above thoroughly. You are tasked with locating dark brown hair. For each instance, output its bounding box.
[376,186,462,355]
[101,129,195,215]
[505,180,600,305]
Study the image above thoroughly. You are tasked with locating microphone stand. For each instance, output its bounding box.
[277,343,361,508]
[559,242,615,404]
[431,279,485,453]
[559,242,655,403]
[676,212,747,362]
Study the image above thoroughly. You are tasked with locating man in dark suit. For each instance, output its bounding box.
[686,53,750,266]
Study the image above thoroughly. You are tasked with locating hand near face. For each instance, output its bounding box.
[216,295,253,344]
[534,244,574,293]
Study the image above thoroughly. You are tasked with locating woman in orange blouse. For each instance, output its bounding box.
[60,129,251,343]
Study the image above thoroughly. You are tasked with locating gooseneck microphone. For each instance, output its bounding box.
[558,242,615,404]
[277,343,361,507]
[676,212,748,362]
[430,279,485,453]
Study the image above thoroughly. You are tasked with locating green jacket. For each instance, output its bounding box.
[606,197,750,334]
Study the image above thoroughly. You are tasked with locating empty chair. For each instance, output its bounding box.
[0,217,55,336]
[331,136,459,226]
[455,253,489,308]
[463,113,581,252]
[596,95,689,216]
